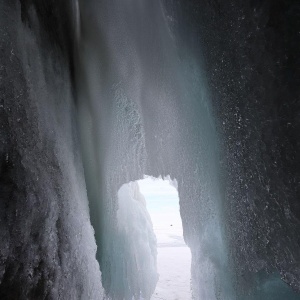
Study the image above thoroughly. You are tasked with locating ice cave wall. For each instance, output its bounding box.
[76,0,300,299]
[163,1,300,298]
[0,1,104,298]
[76,1,233,299]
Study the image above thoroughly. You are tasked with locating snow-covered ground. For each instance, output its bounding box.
[153,247,191,300]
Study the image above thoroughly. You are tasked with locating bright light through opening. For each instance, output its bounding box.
[138,176,192,300]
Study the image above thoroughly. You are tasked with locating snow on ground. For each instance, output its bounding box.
[152,247,192,300]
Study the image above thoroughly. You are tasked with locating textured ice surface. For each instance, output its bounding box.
[162,1,300,297]
[76,1,232,298]
[113,182,158,300]
[0,2,104,298]
[77,0,300,297]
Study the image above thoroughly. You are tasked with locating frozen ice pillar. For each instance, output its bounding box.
[111,182,158,300]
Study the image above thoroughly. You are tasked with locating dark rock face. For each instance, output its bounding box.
[163,0,300,296]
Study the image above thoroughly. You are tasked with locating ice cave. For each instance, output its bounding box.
[1,0,300,299]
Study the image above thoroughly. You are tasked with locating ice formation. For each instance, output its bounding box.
[1,0,299,299]
[110,182,158,300]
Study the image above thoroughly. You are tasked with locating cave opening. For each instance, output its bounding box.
[117,176,191,300]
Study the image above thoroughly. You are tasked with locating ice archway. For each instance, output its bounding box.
[102,175,192,300]
[138,176,192,300]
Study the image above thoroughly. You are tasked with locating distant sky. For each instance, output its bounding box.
[138,176,192,300]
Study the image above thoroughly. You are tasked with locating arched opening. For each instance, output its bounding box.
[116,175,191,300]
